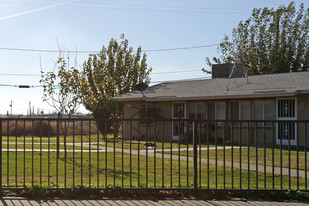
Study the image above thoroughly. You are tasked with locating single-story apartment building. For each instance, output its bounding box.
[115,64,309,146]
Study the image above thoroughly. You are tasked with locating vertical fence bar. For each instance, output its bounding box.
[239,121,242,189]
[0,119,2,191]
[7,120,9,187]
[305,122,308,190]
[146,121,149,188]
[297,121,299,190]
[207,122,209,189]
[288,121,291,189]
[272,122,275,190]
[186,120,189,188]
[280,121,283,190]
[162,119,165,188]
[247,121,250,190]
[170,120,172,189]
[223,122,226,189]
[231,123,234,189]
[193,121,198,189]
[154,120,157,188]
[199,121,202,189]
[23,120,26,188]
[31,120,34,187]
[81,120,83,187]
[255,122,258,190]
[48,120,51,187]
[64,120,67,188]
[113,120,116,188]
[89,120,91,188]
[263,121,266,190]
[57,119,60,160]
[73,120,75,188]
[137,119,140,188]
[56,119,59,188]
[178,120,180,189]
[105,120,107,188]
[129,120,132,188]
[40,120,42,187]
[15,120,17,189]
[97,120,100,188]
[215,121,218,189]
[122,120,125,188]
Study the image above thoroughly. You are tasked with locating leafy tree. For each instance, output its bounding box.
[40,52,81,116]
[204,2,309,75]
[41,34,152,134]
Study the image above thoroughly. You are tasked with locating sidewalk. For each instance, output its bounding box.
[1,197,309,206]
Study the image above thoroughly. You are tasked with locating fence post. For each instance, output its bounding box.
[193,121,198,189]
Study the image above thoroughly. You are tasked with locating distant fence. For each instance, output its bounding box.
[0,117,308,191]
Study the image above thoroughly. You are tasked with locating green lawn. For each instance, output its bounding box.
[99,141,210,150]
[0,150,307,190]
[1,143,83,151]
[3,136,309,172]
[163,146,309,171]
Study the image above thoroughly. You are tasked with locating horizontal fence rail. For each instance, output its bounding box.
[0,118,308,191]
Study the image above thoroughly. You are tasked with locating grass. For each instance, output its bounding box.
[3,135,309,171]
[100,141,209,150]
[163,146,309,171]
[0,149,307,190]
[1,143,83,151]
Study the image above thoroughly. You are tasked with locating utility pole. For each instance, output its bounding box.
[9,100,12,117]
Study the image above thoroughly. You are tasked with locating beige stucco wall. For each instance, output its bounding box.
[121,94,309,146]
[122,101,173,141]
[297,94,309,147]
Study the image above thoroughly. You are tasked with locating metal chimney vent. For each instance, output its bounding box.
[212,63,243,78]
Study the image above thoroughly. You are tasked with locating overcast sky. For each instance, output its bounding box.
[0,0,306,115]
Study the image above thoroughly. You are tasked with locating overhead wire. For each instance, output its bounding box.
[0,43,219,53]
[0,75,211,88]
[0,1,248,14]
[0,69,205,77]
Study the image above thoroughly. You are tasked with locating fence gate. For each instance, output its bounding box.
[276,98,297,145]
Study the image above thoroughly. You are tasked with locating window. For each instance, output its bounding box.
[188,102,205,120]
[140,103,154,125]
[253,100,275,126]
[207,102,226,120]
[230,101,250,125]
[173,103,185,118]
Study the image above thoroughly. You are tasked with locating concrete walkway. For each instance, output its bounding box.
[1,197,309,206]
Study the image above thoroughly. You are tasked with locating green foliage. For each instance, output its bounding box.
[205,2,309,75]
[41,34,152,133]
[79,34,152,133]
[40,53,81,115]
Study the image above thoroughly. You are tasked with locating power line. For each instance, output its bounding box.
[0,69,205,77]
[0,1,248,14]
[0,44,219,53]
[0,75,211,88]
[0,73,41,77]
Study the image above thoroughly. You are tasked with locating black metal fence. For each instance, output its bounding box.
[0,118,308,191]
